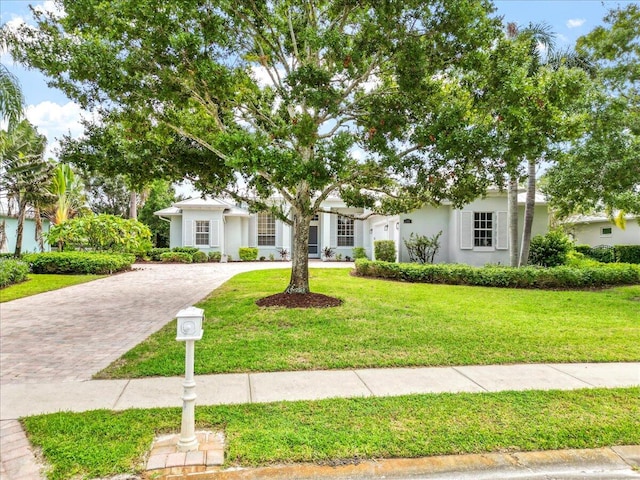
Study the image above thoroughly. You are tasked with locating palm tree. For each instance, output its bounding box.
[0,64,24,130]
[49,163,86,224]
[0,120,54,256]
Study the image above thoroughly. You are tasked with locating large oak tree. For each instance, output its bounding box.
[3,0,506,293]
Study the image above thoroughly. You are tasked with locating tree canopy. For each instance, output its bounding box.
[3,0,510,292]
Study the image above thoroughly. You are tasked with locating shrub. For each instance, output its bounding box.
[615,245,640,264]
[208,251,222,263]
[588,245,615,264]
[45,214,152,254]
[0,258,30,288]
[24,252,134,274]
[323,246,335,259]
[528,231,573,267]
[404,231,442,264]
[277,248,288,260]
[192,251,208,263]
[352,247,367,260]
[172,247,200,255]
[238,247,258,261]
[160,252,192,263]
[574,244,592,256]
[354,259,640,289]
[149,248,170,261]
[374,240,396,262]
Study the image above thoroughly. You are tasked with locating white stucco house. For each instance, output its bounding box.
[565,214,640,247]
[155,191,549,266]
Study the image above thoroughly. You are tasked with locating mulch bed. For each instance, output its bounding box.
[256,292,343,308]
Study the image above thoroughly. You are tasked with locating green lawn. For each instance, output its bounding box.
[23,388,640,480]
[97,268,640,379]
[0,274,106,302]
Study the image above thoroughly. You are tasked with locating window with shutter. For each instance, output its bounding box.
[209,220,220,247]
[460,211,473,249]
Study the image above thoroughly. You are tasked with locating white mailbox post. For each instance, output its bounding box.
[176,306,204,452]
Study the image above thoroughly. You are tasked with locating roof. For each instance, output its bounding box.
[154,197,250,217]
[565,213,638,225]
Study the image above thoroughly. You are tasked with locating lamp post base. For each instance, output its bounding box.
[176,436,199,452]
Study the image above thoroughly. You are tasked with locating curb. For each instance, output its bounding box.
[147,446,640,479]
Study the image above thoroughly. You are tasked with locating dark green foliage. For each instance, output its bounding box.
[171,247,199,255]
[192,251,208,263]
[148,248,170,261]
[23,252,134,275]
[352,247,367,260]
[615,245,640,264]
[0,258,29,288]
[159,252,192,263]
[403,231,442,264]
[588,245,616,263]
[238,247,258,262]
[138,180,177,247]
[374,240,396,263]
[528,231,573,267]
[574,244,592,255]
[208,251,222,263]
[355,259,640,289]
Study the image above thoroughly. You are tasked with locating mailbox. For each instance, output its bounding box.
[176,306,204,341]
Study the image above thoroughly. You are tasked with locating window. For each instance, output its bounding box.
[337,215,354,247]
[474,212,493,247]
[257,212,276,246]
[601,227,612,236]
[195,221,210,246]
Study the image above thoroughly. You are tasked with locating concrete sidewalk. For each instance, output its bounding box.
[2,362,638,419]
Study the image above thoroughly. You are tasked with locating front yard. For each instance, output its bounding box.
[97,268,640,379]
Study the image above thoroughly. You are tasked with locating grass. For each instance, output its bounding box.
[0,274,106,302]
[22,387,640,480]
[97,268,640,378]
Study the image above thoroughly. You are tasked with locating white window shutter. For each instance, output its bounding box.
[496,211,508,250]
[460,211,473,250]
[248,216,256,247]
[184,220,194,246]
[210,220,220,247]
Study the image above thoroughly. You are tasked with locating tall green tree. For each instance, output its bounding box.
[138,179,177,247]
[3,0,505,293]
[0,64,24,130]
[0,120,54,256]
[544,4,640,217]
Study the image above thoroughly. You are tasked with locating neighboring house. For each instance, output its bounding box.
[565,214,640,247]
[0,215,51,254]
[155,191,549,266]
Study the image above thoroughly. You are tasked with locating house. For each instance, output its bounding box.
[155,191,549,266]
[565,214,640,247]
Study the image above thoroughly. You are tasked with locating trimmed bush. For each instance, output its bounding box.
[149,248,170,261]
[528,231,573,267]
[160,252,192,263]
[352,247,367,260]
[354,259,640,289]
[208,251,222,262]
[172,247,200,255]
[24,252,134,275]
[0,258,30,288]
[574,244,592,256]
[615,245,640,264]
[588,245,615,264]
[238,247,258,261]
[192,251,208,263]
[374,240,396,262]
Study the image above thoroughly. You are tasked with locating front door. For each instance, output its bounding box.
[308,224,319,258]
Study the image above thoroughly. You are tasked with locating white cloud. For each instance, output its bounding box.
[25,101,91,160]
[566,18,586,28]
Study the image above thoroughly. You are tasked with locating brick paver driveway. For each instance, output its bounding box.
[1,262,345,385]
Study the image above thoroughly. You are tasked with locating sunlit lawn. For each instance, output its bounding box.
[97,268,640,378]
[0,274,106,302]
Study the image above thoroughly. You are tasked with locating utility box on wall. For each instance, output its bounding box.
[176,306,204,341]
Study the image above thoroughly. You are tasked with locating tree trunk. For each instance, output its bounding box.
[34,207,45,252]
[508,175,519,267]
[14,199,27,257]
[129,191,137,219]
[518,158,537,267]
[0,219,8,253]
[285,210,311,294]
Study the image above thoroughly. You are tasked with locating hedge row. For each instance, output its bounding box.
[354,259,640,289]
[22,252,135,275]
[0,258,30,288]
[575,244,640,264]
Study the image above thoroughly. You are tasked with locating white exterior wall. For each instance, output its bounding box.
[398,206,450,263]
[225,217,245,259]
[169,217,182,249]
[181,209,224,253]
[330,208,365,259]
[572,219,640,246]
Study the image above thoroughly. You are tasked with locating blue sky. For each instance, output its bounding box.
[1,0,638,161]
